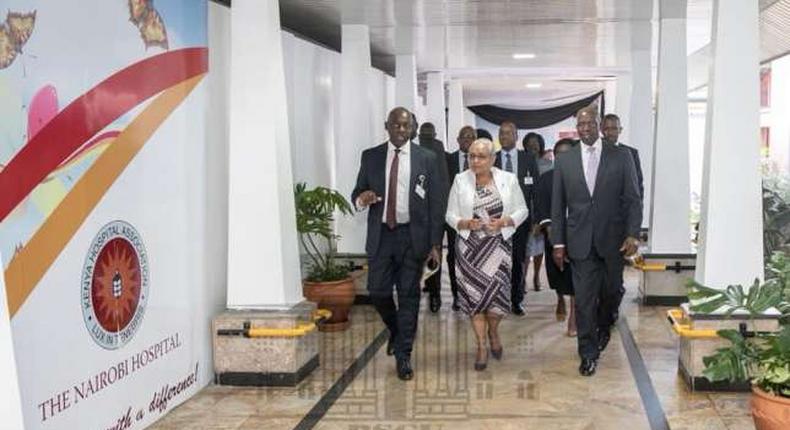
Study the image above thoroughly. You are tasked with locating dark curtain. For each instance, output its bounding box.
[468,91,605,129]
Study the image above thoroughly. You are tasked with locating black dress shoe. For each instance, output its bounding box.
[598,329,611,352]
[429,295,441,313]
[512,303,526,316]
[396,358,413,381]
[386,335,396,356]
[579,358,597,376]
[451,299,460,312]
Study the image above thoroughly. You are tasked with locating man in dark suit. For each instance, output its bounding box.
[601,114,644,200]
[445,125,477,311]
[494,121,539,316]
[600,113,644,327]
[418,122,450,313]
[551,105,642,376]
[352,107,446,381]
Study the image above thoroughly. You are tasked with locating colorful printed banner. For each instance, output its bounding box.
[0,1,214,428]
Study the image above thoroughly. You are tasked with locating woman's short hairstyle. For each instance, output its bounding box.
[470,138,496,157]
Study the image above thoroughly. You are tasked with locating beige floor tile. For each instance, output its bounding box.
[149,265,755,429]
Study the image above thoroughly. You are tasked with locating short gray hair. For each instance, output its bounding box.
[470,138,496,157]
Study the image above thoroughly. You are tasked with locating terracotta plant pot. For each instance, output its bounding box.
[752,386,790,430]
[303,278,355,332]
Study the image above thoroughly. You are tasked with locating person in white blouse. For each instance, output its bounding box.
[445,138,528,371]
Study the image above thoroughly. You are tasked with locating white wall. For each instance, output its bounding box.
[283,33,336,190]
[282,31,395,191]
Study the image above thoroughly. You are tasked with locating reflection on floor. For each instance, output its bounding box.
[150,265,754,430]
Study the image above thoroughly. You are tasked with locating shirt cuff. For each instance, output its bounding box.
[553,244,565,249]
[539,219,551,226]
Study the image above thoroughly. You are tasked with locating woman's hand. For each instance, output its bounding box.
[459,219,482,231]
[485,217,511,234]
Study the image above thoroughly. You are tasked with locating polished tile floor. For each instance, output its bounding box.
[150,264,754,430]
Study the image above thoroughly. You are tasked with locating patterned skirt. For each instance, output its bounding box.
[456,184,512,316]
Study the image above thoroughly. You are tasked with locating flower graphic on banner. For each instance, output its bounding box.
[128,0,168,50]
[0,11,36,70]
[91,237,142,333]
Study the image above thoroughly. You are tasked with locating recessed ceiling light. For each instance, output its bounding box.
[512,53,536,60]
[526,83,543,89]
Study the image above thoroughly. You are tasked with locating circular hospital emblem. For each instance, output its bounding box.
[81,220,149,350]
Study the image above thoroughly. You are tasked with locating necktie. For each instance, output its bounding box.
[505,152,513,173]
[463,153,468,170]
[386,148,400,229]
[585,145,598,195]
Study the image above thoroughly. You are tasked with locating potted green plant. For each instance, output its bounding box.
[294,182,356,332]
[688,252,790,430]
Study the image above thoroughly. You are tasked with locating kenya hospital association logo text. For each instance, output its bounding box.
[82,220,150,350]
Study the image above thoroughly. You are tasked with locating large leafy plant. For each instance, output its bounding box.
[762,170,790,261]
[688,252,790,397]
[294,183,354,282]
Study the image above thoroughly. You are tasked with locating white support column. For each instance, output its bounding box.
[335,24,372,254]
[227,0,301,307]
[447,80,465,152]
[695,0,763,288]
[426,72,447,145]
[0,255,25,430]
[629,20,655,229]
[395,54,418,114]
[650,0,691,253]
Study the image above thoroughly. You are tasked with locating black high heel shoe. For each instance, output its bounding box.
[474,348,488,371]
[491,345,503,360]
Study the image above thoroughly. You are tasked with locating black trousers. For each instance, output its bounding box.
[367,224,422,360]
[602,256,625,328]
[570,246,624,359]
[510,223,529,308]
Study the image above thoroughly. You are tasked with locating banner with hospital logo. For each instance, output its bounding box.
[0,1,211,428]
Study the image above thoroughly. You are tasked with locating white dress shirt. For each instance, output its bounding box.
[499,147,519,174]
[458,151,468,171]
[581,138,602,193]
[382,141,411,224]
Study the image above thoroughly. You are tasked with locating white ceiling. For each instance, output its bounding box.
[279,0,790,107]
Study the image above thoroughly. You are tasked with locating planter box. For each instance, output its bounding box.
[212,302,319,386]
[638,253,695,306]
[678,304,782,392]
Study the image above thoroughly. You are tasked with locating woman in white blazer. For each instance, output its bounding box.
[446,138,528,371]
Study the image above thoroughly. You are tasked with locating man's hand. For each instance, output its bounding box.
[552,247,567,271]
[357,190,380,208]
[619,236,640,257]
[427,246,441,266]
[460,219,482,231]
